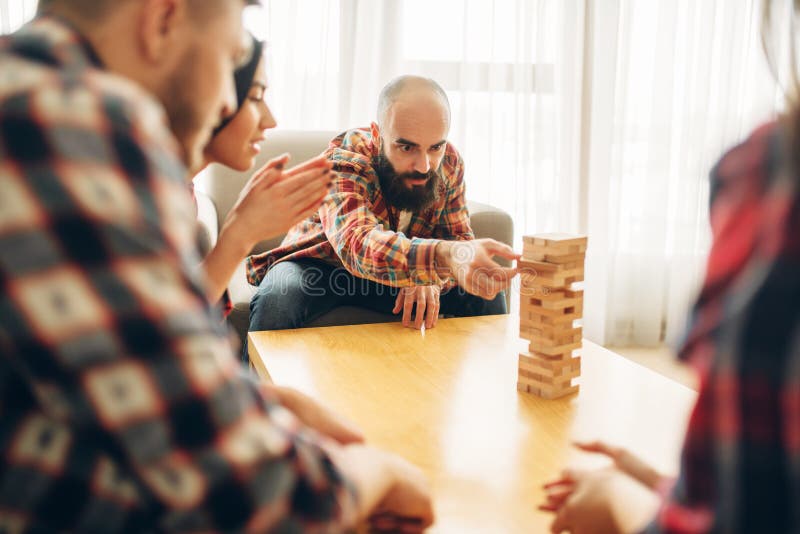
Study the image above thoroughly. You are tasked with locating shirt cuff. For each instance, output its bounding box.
[408,237,448,286]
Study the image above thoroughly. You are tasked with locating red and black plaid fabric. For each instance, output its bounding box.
[646,121,800,532]
[0,17,356,532]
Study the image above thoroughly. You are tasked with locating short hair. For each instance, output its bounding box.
[377,75,450,127]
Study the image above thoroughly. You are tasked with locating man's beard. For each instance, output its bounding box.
[372,148,442,212]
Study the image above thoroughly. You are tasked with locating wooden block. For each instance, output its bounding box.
[526,329,582,348]
[529,341,582,357]
[539,383,580,400]
[521,266,584,290]
[528,325,582,339]
[523,243,587,257]
[521,300,583,317]
[519,353,580,376]
[517,259,561,273]
[520,323,578,341]
[521,289,584,304]
[523,233,588,248]
[517,379,580,399]
[522,251,586,264]
[529,349,580,361]
[520,310,581,327]
[529,296,581,311]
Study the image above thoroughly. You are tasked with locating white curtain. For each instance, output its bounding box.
[583,0,783,345]
[0,0,37,33]
[253,0,782,346]
[2,0,784,346]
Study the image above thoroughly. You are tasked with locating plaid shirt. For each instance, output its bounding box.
[646,122,800,533]
[0,17,356,532]
[246,128,474,287]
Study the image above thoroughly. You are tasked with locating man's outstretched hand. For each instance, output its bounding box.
[434,238,520,300]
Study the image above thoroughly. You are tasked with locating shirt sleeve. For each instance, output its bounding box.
[1,87,358,531]
[320,167,448,287]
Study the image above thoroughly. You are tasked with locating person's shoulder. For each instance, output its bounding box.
[440,140,465,187]
[0,55,183,177]
[326,128,375,165]
[712,122,778,191]
[325,128,377,188]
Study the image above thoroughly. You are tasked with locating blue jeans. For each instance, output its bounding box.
[246,259,506,358]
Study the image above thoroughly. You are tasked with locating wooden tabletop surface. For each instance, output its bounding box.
[249,315,696,533]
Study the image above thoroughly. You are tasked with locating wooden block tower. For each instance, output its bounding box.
[517,233,587,399]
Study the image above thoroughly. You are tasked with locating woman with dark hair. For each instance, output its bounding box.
[540,2,800,532]
[192,37,333,314]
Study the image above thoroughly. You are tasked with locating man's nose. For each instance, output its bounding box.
[413,153,430,174]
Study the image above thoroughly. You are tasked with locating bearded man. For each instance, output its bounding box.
[247,75,518,335]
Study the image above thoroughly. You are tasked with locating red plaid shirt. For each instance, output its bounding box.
[0,17,356,532]
[246,128,474,287]
[646,121,800,532]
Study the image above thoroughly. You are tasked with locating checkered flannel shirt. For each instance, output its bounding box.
[0,17,356,532]
[645,121,800,532]
[246,128,474,288]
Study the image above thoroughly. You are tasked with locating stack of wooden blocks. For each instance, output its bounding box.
[517,233,587,399]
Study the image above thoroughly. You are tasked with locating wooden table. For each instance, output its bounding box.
[249,315,696,533]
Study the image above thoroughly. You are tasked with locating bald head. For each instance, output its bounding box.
[370,76,452,199]
[376,75,450,129]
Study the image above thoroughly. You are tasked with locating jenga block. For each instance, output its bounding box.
[517,259,561,273]
[520,323,578,341]
[529,341,582,357]
[523,251,586,264]
[523,233,588,248]
[529,349,580,361]
[521,267,585,289]
[522,235,588,257]
[520,290,584,305]
[520,310,581,327]
[526,329,582,349]
[523,243,587,257]
[533,296,581,311]
[517,367,579,387]
[517,380,580,399]
[524,325,582,339]
[523,300,583,316]
[521,305,579,319]
[519,353,580,376]
[541,383,580,400]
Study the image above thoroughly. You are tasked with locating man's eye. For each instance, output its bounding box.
[399,145,413,153]
[431,144,445,152]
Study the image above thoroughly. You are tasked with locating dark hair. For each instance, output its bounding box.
[213,36,264,134]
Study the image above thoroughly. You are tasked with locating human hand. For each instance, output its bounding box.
[541,466,660,534]
[572,441,663,490]
[434,239,520,300]
[392,286,441,329]
[271,385,364,444]
[326,445,435,532]
[220,153,333,252]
